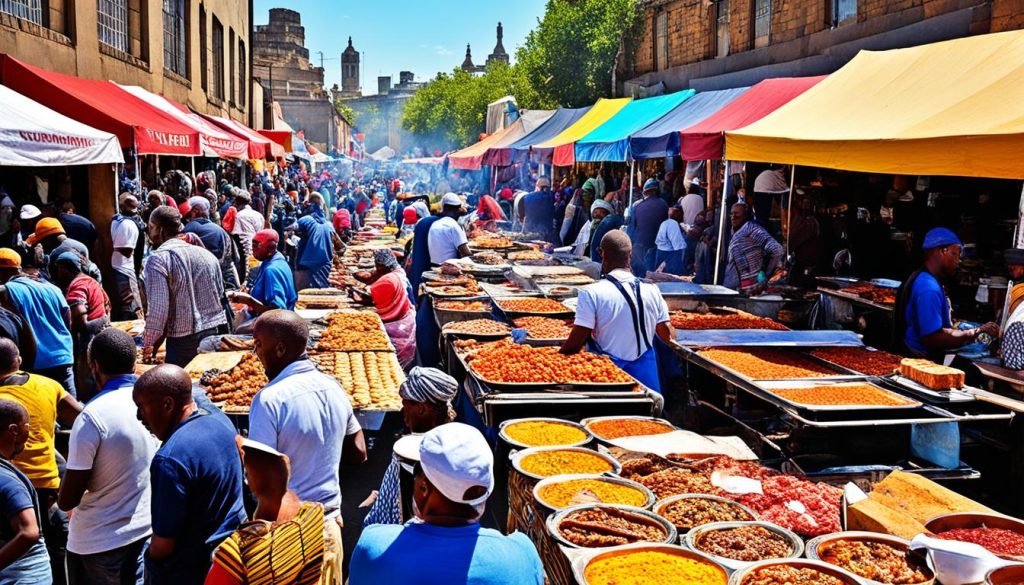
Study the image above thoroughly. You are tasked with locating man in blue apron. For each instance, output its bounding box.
[560,230,678,393]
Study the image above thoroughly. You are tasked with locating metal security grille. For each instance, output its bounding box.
[833,0,856,25]
[163,0,186,76]
[717,0,730,58]
[98,0,128,52]
[655,12,668,72]
[0,0,42,24]
[211,17,224,100]
[238,41,246,105]
[754,0,771,48]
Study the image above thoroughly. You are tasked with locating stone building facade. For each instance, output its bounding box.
[461,22,510,73]
[626,0,1024,93]
[338,74,424,153]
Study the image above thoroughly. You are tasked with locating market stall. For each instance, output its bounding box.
[448,109,555,171]
[533,98,631,166]
[573,91,694,163]
[486,107,591,167]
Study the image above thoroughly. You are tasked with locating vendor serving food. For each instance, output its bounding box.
[351,249,417,368]
[897,227,998,361]
[560,230,678,392]
[227,230,297,333]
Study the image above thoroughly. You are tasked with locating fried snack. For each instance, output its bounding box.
[467,339,633,385]
[508,250,546,262]
[698,348,837,379]
[584,551,726,585]
[741,565,845,585]
[472,236,514,249]
[496,298,571,314]
[518,449,614,477]
[635,468,718,499]
[502,420,588,447]
[587,419,675,440]
[694,525,794,562]
[819,539,931,584]
[558,507,668,547]
[471,251,505,265]
[768,384,915,407]
[536,478,649,509]
[670,311,788,331]
[309,351,404,410]
[899,358,965,389]
[845,283,897,305]
[436,300,489,312]
[658,497,755,531]
[442,319,511,336]
[810,347,903,376]
[202,353,268,408]
[317,311,392,351]
[512,316,572,339]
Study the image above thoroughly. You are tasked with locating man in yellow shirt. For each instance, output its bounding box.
[0,338,82,584]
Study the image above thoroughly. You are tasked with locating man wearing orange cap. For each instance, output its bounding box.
[26,217,99,284]
[227,230,296,332]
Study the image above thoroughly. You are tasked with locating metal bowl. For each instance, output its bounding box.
[533,473,656,513]
[546,504,677,549]
[580,415,677,442]
[654,494,759,534]
[987,564,1024,585]
[685,521,804,573]
[510,446,621,481]
[497,417,592,449]
[728,559,863,585]
[573,542,728,585]
[806,531,935,585]
[924,513,1024,560]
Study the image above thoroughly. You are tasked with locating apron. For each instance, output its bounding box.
[589,275,662,393]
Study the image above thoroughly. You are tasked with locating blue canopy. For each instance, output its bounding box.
[574,91,695,162]
[496,106,591,166]
[628,87,749,160]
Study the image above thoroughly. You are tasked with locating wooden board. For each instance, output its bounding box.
[184,351,249,380]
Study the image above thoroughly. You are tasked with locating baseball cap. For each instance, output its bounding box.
[441,193,463,208]
[19,205,41,221]
[922,227,962,251]
[54,251,81,266]
[26,217,64,246]
[0,248,20,269]
[177,200,192,216]
[252,229,279,247]
[643,178,660,192]
[418,422,494,506]
[188,196,210,214]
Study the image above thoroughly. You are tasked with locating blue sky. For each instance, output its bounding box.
[253,0,548,94]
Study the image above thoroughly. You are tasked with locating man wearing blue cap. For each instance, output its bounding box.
[627,178,669,276]
[897,227,999,360]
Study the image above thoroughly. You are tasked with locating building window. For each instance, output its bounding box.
[162,0,187,77]
[654,11,669,72]
[832,0,856,25]
[211,16,224,100]
[0,0,43,24]
[98,0,129,52]
[238,40,246,107]
[199,4,207,91]
[754,0,771,48]
[716,0,730,58]
[229,28,236,103]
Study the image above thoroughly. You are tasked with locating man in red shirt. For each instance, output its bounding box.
[52,251,110,399]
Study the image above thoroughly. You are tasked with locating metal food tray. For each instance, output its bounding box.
[479,281,539,298]
[817,286,896,312]
[656,282,738,297]
[456,346,639,393]
[572,543,728,585]
[684,346,868,383]
[753,380,923,412]
[493,297,575,322]
[580,415,677,441]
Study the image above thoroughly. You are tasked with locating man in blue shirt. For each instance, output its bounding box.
[132,365,245,585]
[295,193,338,290]
[228,230,297,319]
[900,227,998,359]
[627,178,670,277]
[521,176,556,243]
[183,197,239,290]
[0,399,50,584]
[350,423,543,585]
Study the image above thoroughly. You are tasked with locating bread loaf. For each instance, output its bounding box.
[847,497,928,539]
[899,358,965,390]
[867,471,993,524]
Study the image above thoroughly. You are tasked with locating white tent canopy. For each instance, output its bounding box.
[0,84,123,166]
[369,146,396,161]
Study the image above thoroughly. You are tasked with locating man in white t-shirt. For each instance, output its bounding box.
[561,230,677,393]
[110,193,143,320]
[249,310,366,581]
[230,190,265,281]
[679,179,705,226]
[58,328,158,585]
[427,193,471,265]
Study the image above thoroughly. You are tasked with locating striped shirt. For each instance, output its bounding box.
[211,501,325,585]
[725,220,784,293]
[142,238,227,346]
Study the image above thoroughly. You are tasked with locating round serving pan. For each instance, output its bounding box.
[987,564,1024,584]
[654,494,759,534]
[510,446,621,481]
[573,542,728,585]
[533,473,656,513]
[728,559,862,585]
[497,417,592,450]
[581,415,677,442]
[546,503,677,549]
[806,531,935,585]
[684,521,803,573]
[925,513,1024,561]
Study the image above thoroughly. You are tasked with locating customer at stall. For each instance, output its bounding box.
[59,328,156,585]
[752,165,790,232]
[351,249,416,368]
[349,423,544,585]
[427,193,471,265]
[142,206,229,368]
[561,230,676,393]
[724,203,784,295]
[249,310,366,584]
[227,230,297,333]
[132,364,245,585]
[0,399,51,584]
[521,177,556,243]
[184,197,239,291]
[898,228,999,361]
[51,252,110,400]
[1000,248,1024,369]
[627,178,669,276]
[231,191,265,283]
[788,192,822,287]
[653,207,687,275]
[588,199,624,263]
[363,367,458,525]
[295,193,339,291]
[111,194,145,320]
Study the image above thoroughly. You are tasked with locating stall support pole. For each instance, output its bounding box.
[133,151,141,194]
[155,155,160,177]
[190,157,196,179]
[626,159,636,221]
[785,165,796,253]
[713,168,731,285]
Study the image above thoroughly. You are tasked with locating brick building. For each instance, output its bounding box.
[337,72,424,153]
[626,0,1024,93]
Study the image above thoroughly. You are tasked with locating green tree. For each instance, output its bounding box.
[517,0,642,108]
[333,100,356,126]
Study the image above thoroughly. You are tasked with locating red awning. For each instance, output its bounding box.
[202,115,285,160]
[118,85,248,159]
[258,130,292,153]
[679,76,826,161]
[0,54,200,156]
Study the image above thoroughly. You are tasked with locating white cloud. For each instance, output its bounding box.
[434,45,452,56]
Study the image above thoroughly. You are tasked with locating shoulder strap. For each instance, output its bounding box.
[604,274,652,355]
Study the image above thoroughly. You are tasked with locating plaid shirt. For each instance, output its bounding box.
[142,238,227,346]
[726,221,784,293]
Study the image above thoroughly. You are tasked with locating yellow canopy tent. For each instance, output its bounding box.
[726,30,1024,179]
[533,97,631,166]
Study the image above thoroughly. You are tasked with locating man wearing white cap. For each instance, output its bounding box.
[350,423,543,585]
[426,193,471,265]
[521,176,556,244]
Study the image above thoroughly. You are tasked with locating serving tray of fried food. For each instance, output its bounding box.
[309,351,404,411]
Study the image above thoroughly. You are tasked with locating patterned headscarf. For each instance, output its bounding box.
[399,367,458,405]
[373,248,399,271]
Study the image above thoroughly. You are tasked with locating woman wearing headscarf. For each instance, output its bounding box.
[351,249,417,368]
[1000,249,1024,369]
[362,368,458,526]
